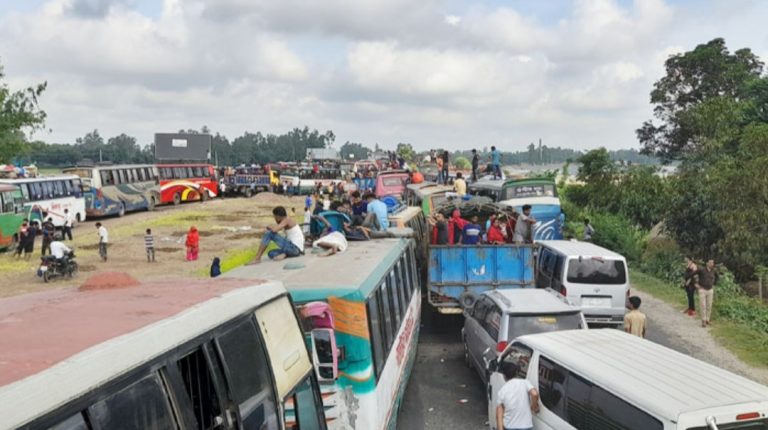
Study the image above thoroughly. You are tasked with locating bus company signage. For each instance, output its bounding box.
[396,313,416,366]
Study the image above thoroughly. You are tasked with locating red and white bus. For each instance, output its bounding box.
[156,163,218,205]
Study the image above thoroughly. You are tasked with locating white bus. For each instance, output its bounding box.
[0,175,87,227]
[0,277,328,430]
[62,164,160,217]
[227,237,422,430]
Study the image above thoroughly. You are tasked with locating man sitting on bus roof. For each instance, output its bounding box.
[362,192,389,232]
[250,206,305,264]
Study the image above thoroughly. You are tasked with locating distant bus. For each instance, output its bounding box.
[0,184,25,250]
[0,278,328,430]
[156,163,218,205]
[62,164,160,217]
[227,237,421,430]
[499,178,564,241]
[0,175,86,227]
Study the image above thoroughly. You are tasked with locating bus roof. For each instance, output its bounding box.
[225,238,411,302]
[502,177,556,187]
[468,178,503,191]
[388,206,422,222]
[0,174,80,183]
[537,240,625,260]
[406,182,453,198]
[517,329,768,421]
[0,278,285,426]
[63,164,155,170]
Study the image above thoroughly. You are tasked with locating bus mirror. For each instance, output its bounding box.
[310,328,338,381]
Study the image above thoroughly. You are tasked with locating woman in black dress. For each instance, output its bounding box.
[683,257,698,316]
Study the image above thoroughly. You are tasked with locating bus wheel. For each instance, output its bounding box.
[173,193,181,206]
[147,196,156,211]
[200,190,208,202]
[118,203,126,217]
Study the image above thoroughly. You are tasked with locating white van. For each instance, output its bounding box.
[487,329,768,430]
[536,240,629,326]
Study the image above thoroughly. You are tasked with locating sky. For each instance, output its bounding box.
[1,0,768,151]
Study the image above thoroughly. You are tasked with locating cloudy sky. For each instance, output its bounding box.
[1,0,767,151]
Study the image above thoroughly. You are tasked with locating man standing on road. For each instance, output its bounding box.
[624,296,647,338]
[513,205,536,244]
[96,222,108,262]
[471,149,479,182]
[63,209,74,241]
[496,361,539,430]
[697,259,719,328]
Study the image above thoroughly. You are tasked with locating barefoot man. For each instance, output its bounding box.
[250,206,304,264]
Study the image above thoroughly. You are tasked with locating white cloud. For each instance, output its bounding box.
[0,0,766,151]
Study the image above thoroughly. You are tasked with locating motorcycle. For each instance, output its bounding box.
[38,250,78,283]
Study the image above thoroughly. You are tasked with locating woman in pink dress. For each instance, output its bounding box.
[185,226,200,261]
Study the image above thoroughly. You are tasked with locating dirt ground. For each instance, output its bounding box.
[0,193,305,298]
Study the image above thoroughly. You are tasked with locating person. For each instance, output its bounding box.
[454,172,467,197]
[471,149,479,182]
[40,217,54,256]
[322,194,331,211]
[441,151,450,183]
[145,228,155,262]
[697,259,718,328]
[210,257,221,278]
[411,170,424,184]
[63,209,74,241]
[363,192,389,232]
[462,215,482,245]
[496,361,539,430]
[302,206,312,236]
[487,217,506,244]
[305,194,313,211]
[96,222,108,262]
[624,296,647,338]
[491,145,502,179]
[683,257,698,316]
[251,206,305,263]
[313,215,349,257]
[449,209,468,244]
[351,191,367,217]
[557,209,566,237]
[513,205,536,244]
[436,155,444,184]
[14,220,29,259]
[428,213,449,245]
[49,238,71,265]
[583,218,595,241]
[185,226,200,261]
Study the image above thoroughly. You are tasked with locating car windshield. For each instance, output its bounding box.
[567,258,627,284]
[506,312,583,340]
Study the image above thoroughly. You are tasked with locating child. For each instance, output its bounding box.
[210,257,221,277]
[145,228,155,262]
[185,226,200,261]
[624,296,647,338]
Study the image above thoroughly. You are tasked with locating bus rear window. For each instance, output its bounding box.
[382,177,405,187]
[566,258,626,285]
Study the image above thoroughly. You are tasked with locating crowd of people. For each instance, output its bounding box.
[427,204,537,246]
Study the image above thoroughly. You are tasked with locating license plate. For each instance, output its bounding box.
[581,297,610,307]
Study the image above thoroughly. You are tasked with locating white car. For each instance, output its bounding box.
[462,288,587,384]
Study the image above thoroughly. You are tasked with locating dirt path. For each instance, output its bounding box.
[0,193,304,298]
[633,287,768,385]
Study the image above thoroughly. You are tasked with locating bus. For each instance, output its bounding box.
[499,177,564,241]
[0,277,328,430]
[226,238,421,430]
[388,206,429,284]
[0,175,87,227]
[62,164,160,217]
[467,177,504,202]
[404,182,454,217]
[0,184,25,250]
[156,163,218,205]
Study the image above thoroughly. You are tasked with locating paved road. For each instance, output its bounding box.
[398,303,684,430]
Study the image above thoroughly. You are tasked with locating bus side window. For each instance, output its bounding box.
[214,318,278,430]
[88,372,178,430]
[48,412,89,430]
[387,271,401,329]
[366,292,386,379]
[174,348,223,430]
[53,180,65,198]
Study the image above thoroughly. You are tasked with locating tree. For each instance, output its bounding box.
[577,148,615,184]
[637,38,764,160]
[453,156,471,170]
[0,62,47,163]
[396,143,415,161]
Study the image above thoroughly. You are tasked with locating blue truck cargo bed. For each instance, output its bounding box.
[427,245,535,313]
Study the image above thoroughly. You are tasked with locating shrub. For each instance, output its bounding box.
[589,212,646,262]
[640,238,684,283]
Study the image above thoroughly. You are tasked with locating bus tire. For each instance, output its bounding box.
[459,291,478,310]
[147,196,156,212]
[118,203,126,217]
[244,187,253,198]
[200,190,208,202]
[173,193,181,206]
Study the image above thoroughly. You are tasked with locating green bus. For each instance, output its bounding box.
[0,184,25,251]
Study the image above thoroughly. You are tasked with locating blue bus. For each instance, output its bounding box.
[499,178,564,240]
[226,238,421,430]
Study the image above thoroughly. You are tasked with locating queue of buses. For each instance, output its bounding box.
[2,170,768,430]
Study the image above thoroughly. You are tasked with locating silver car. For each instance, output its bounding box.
[462,288,588,383]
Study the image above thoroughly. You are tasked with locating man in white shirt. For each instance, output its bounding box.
[496,361,539,430]
[63,208,74,240]
[49,240,71,261]
[513,205,537,244]
[96,222,109,262]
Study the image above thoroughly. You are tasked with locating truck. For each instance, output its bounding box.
[222,170,273,197]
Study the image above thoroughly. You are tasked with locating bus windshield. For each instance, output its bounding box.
[567,258,627,285]
[504,184,556,199]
